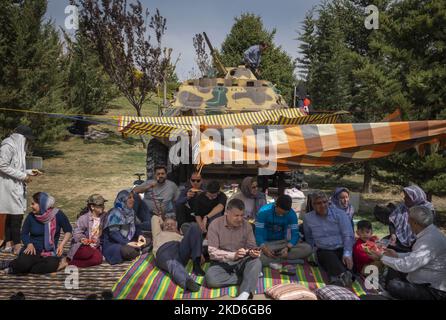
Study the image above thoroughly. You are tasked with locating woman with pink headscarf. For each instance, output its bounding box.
[0,192,72,274]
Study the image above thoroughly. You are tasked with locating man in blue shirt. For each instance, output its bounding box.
[303,191,355,287]
[255,195,312,268]
[243,42,268,77]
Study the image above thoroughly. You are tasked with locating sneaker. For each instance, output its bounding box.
[259,271,264,278]
[269,262,282,270]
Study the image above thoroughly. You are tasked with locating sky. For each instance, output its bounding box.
[46,0,322,80]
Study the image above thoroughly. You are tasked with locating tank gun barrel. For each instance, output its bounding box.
[203,32,227,76]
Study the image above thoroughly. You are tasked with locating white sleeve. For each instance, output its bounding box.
[381,248,432,273]
[0,144,26,181]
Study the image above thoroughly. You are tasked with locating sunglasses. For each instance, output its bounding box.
[191,179,201,183]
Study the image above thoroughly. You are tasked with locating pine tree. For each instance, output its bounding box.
[0,0,69,145]
[63,31,118,116]
[220,13,296,103]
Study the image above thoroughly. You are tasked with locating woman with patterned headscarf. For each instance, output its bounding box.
[101,190,146,265]
[228,177,266,221]
[330,187,355,229]
[0,192,72,274]
[389,185,435,252]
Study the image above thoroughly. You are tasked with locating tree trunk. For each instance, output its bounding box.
[362,162,373,193]
[135,106,149,149]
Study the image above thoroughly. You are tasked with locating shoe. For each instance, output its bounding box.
[193,257,205,275]
[140,245,152,255]
[329,276,344,287]
[259,271,264,278]
[0,260,12,270]
[340,271,353,287]
[0,247,13,254]
[286,258,304,265]
[186,279,201,292]
[9,292,25,300]
[269,262,282,270]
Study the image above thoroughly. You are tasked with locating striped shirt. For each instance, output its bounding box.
[255,203,299,247]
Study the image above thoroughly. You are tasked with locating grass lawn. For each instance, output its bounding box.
[28,98,446,237]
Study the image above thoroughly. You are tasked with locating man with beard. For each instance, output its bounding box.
[133,165,180,222]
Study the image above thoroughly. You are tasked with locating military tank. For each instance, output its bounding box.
[146,33,301,191]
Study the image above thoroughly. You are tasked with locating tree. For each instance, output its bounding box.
[220,13,296,103]
[192,33,212,77]
[74,0,170,117]
[298,0,446,195]
[63,31,118,116]
[0,0,69,145]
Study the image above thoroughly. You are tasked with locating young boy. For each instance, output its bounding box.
[353,220,380,275]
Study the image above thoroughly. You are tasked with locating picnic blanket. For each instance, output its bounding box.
[112,254,373,300]
[0,235,132,300]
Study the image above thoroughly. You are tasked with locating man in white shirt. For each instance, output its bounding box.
[371,205,446,300]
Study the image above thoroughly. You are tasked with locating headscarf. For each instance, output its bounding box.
[331,187,355,220]
[34,192,59,257]
[239,177,266,217]
[389,185,434,247]
[104,190,136,241]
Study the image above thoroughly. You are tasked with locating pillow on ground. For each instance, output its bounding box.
[266,283,317,300]
[315,285,359,300]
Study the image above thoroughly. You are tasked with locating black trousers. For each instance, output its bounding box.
[10,253,60,274]
[387,278,446,300]
[316,248,347,277]
[4,215,23,244]
[176,204,196,229]
[120,245,140,261]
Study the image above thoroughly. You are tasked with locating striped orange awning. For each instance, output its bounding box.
[196,120,446,170]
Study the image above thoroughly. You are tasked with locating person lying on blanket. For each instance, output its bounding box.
[67,194,107,268]
[205,198,262,300]
[303,191,355,287]
[0,192,72,275]
[151,213,205,292]
[255,195,312,269]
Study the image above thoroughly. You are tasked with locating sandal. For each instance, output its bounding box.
[0,247,13,254]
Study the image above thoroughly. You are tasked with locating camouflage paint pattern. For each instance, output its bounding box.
[167,66,289,116]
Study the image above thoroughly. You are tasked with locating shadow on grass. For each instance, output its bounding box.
[35,147,64,159]
[305,172,388,194]
[83,131,142,147]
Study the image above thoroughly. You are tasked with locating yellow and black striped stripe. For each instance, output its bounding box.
[119,109,349,137]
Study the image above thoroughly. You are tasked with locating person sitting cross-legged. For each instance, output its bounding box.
[152,214,204,292]
[303,191,355,287]
[255,195,312,268]
[192,180,227,234]
[366,206,446,300]
[67,194,107,268]
[101,190,145,265]
[205,199,262,300]
[175,171,204,231]
[1,192,72,274]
